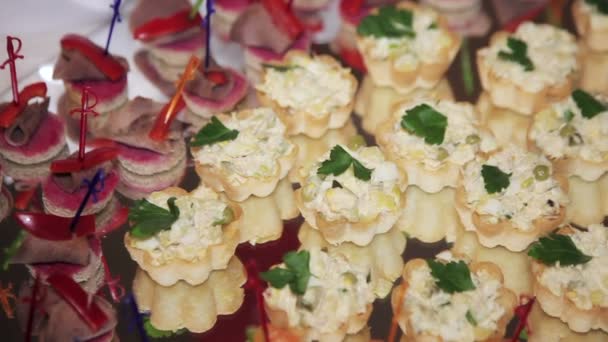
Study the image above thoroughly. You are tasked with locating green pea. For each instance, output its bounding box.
[347,135,366,150]
[533,165,550,181]
[437,147,449,161]
[465,134,481,144]
[559,124,576,137]
[213,207,234,226]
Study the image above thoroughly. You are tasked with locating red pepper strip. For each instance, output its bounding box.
[389,282,408,342]
[46,273,109,332]
[60,34,126,81]
[206,70,229,86]
[340,0,364,18]
[339,48,367,73]
[13,212,95,240]
[262,0,304,40]
[14,187,37,211]
[510,296,536,342]
[133,9,201,42]
[50,146,119,173]
[245,260,270,342]
[503,4,548,33]
[0,82,47,128]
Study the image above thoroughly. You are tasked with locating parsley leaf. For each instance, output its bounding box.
[143,316,186,338]
[2,230,25,271]
[481,165,511,194]
[528,232,592,266]
[586,0,608,15]
[261,250,311,295]
[427,260,476,293]
[262,63,298,72]
[129,197,180,239]
[519,328,528,341]
[357,5,415,38]
[466,310,477,326]
[191,116,239,147]
[498,37,534,71]
[563,109,574,122]
[317,145,374,181]
[401,104,448,145]
[572,89,606,119]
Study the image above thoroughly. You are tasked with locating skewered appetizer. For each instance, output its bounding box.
[263,249,375,341]
[296,144,406,246]
[213,0,254,40]
[573,0,608,52]
[529,224,608,333]
[391,255,517,341]
[256,52,357,138]
[477,22,580,115]
[191,107,298,244]
[456,145,569,251]
[125,186,242,286]
[355,2,461,94]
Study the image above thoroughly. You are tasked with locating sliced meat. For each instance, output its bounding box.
[52,159,113,193]
[184,58,235,100]
[230,3,295,54]
[53,49,129,82]
[4,98,49,147]
[11,234,90,266]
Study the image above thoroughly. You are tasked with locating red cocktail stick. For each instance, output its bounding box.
[98,243,124,303]
[510,296,535,342]
[70,87,99,161]
[24,275,40,342]
[245,260,270,342]
[149,55,200,141]
[0,36,24,105]
[389,281,408,342]
[503,4,548,32]
[0,82,47,128]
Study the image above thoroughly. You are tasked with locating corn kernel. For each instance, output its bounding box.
[566,291,578,300]
[591,290,604,305]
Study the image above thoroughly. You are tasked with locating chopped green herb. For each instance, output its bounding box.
[401,104,448,145]
[572,89,606,119]
[528,232,592,266]
[245,326,257,342]
[317,145,374,181]
[426,260,476,294]
[481,164,511,194]
[519,327,529,341]
[191,116,239,147]
[428,22,438,29]
[262,63,298,72]
[129,197,180,239]
[357,5,415,38]
[498,37,534,71]
[586,0,608,15]
[2,231,25,271]
[563,109,574,122]
[143,316,186,338]
[466,310,477,326]
[261,250,311,295]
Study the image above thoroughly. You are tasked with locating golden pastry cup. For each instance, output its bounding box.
[531,226,608,333]
[573,0,608,52]
[476,92,532,149]
[256,51,357,139]
[477,31,581,116]
[125,187,243,286]
[191,108,298,202]
[391,258,517,342]
[355,1,461,95]
[133,256,246,333]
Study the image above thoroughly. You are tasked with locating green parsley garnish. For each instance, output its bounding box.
[2,230,25,271]
[262,63,298,72]
[585,0,608,15]
[519,327,529,341]
[572,89,606,119]
[563,109,574,122]
[191,116,239,147]
[498,37,534,71]
[261,250,311,295]
[401,104,448,145]
[428,22,438,29]
[143,316,186,338]
[466,310,477,326]
[317,145,373,181]
[528,232,592,266]
[129,197,180,239]
[481,165,511,194]
[427,260,476,293]
[357,5,415,38]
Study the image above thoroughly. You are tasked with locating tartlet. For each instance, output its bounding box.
[455,146,569,251]
[377,98,496,193]
[391,257,517,341]
[124,186,242,287]
[475,91,533,149]
[256,51,357,138]
[263,248,375,341]
[296,144,406,246]
[579,43,608,95]
[477,22,580,115]
[530,224,608,333]
[133,256,246,333]
[529,90,608,182]
[573,0,608,52]
[355,2,461,94]
[354,75,454,135]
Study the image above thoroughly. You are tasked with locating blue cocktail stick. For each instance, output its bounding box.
[125,293,149,342]
[104,0,122,55]
[204,0,214,69]
[70,169,105,233]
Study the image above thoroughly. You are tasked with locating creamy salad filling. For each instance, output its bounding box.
[256,55,353,117]
[530,94,608,162]
[386,99,496,170]
[480,22,578,93]
[130,187,230,265]
[462,146,568,230]
[360,7,454,69]
[194,108,294,185]
[539,224,608,310]
[406,262,505,341]
[301,145,402,223]
[264,249,374,334]
[581,0,608,30]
